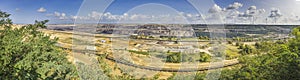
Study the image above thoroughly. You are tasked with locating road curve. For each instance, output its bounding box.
[54,38,239,72]
[105,56,239,72]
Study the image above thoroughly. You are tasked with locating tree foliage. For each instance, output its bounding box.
[239,44,256,55]
[166,52,182,63]
[0,10,77,79]
[220,26,300,79]
[198,52,211,62]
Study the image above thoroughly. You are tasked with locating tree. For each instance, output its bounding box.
[0,10,78,79]
[239,44,254,55]
[228,41,233,44]
[235,42,243,46]
[254,42,261,49]
[289,26,300,53]
[198,52,211,62]
[166,52,182,63]
[220,26,300,79]
[233,45,299,79]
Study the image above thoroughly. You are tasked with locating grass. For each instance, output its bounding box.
[60,37,73,44]
[225,45,240,59]
[128,50,149,55]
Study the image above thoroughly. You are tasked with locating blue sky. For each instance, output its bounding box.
[0,0,82,23]
[0,0,300,24]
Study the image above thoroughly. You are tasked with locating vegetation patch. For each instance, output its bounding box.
[128,50,150,55]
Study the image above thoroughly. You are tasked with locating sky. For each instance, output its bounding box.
[0,0,300,24]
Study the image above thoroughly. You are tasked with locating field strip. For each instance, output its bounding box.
[105,56,239,72]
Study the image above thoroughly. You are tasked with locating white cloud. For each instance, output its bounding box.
[37,7,46,13]
[59,13,68,20]
[269,8,282,18]
[61,13,66,17]
[69,11,193,23]
[226,2,243,10]
[234,6,266,23]
[15,8,20,11]
[208,4,223,13]
[54,11,61,17]
[268,8,283,23]
[47,11,69,20]
[45,2,300,24]
[222,2,243,23]
[248,6,257,10]
[238,6,265,18]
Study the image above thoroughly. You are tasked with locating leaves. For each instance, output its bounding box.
[220,26,300,80]
[0,10,78,79]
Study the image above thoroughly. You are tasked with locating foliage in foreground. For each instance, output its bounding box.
[219,26,300,80]
[0,10,78,79]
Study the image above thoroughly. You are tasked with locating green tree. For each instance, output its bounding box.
[233,45,300,79]
[0,10,77,79]
[198,52,211,62]
[254,42,261,49]
[221,26,300,79]
[166,52,182,63]
[239,44,254,55]
[235,42,243,46]
[227,41,233,44]
[289,26,300,53]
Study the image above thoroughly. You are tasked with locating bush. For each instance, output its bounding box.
[198,52,211,62]
[166,52,182,63]
[0,10,78,79]
[128,50,149,55]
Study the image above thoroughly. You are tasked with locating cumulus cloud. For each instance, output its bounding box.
[226,2,243,10]
[268,8,283,23]
[47,11,69,20]
[54,12,60,17]
[239,6,265,18]
[269,8,282,18]
[207,3,244,23]
[235,6,266,23]
[248,6,257,11]
[208,4,223,13]
[61,13,66,17]
[37,7,46,13]
[59,13,68,19]
[66,11,200,23]
[45,2,300,24]
[206,3,270,24]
